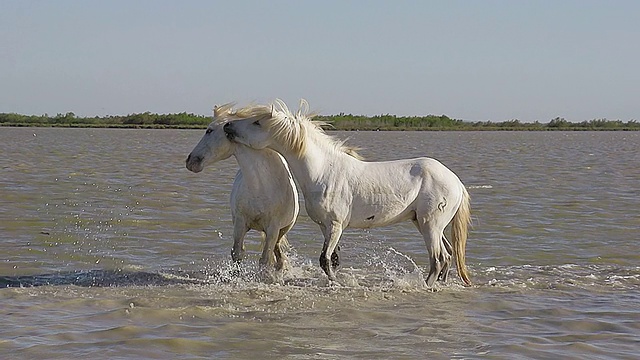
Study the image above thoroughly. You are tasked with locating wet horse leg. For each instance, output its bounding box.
[319,221,343,281]
[331,245,341,268]
[231,217,249,262]
[274,234,289,272]
[424,230,448,287]
[438,235,453,282]
[413,219,452,284]
[414,219,450,287]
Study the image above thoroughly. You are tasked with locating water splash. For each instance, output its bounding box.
[476,263,640,291]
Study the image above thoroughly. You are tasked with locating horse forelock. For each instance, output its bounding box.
[211,102,274,126]
[210,103,235,126]
[213,103,235,118]
[233,104,272,119]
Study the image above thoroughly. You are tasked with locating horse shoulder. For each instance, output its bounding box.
[234,162,299,225]
[230,170,253,213]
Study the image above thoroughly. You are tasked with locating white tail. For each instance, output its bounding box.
[451,185,472,285]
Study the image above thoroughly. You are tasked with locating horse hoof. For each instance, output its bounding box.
[257,266,282,284]
[231,250,245,263]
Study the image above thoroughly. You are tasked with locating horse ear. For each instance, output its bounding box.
[214,104,231,118]
[298,99,309,118]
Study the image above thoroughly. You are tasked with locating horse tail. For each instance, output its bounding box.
[451,184,472,286]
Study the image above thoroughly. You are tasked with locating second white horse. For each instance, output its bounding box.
[186,103,298,273]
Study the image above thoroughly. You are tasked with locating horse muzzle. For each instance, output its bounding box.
[185,153,204,173]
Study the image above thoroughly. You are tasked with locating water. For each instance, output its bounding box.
[1,128,638,359]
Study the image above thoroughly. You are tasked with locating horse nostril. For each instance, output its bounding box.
[186,154,203,164]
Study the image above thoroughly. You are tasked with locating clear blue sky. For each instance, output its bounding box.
[1,1,638,122]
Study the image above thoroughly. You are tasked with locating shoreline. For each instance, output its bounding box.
[2,123,638,131]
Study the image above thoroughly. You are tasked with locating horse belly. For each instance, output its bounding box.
[235,194,297,231]
[348,203,416,229]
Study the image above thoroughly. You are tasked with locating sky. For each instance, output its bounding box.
[1,0,639,122]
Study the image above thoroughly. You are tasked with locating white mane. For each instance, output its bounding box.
[217,99,361,159]
[269,99,362,159]
[212,102,272,124]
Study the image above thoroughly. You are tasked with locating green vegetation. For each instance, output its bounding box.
[318,114,639,131]
[0,112,210,128]
[1,112,638,131]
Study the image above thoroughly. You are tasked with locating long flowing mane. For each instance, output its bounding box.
[268,99,362,159]
[216,100,361,159]
[212,102,273,123]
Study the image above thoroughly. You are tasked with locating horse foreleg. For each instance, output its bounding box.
[256,228,280,283]
[231,218,249,262]
[319,221,343,282]
[259,229,278,268]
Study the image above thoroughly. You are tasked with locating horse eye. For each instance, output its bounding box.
[206,128,213,134]
[253,120,261,126]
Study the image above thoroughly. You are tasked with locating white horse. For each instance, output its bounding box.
[223,100,472,287]
[186,103,299,273]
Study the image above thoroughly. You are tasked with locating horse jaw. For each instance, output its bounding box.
[223,121,270,151]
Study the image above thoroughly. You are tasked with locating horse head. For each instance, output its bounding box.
[186,104,237,173]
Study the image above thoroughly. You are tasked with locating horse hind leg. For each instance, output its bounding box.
[413,219,449,286]
[438,235,453,282]
[421,227,451,287]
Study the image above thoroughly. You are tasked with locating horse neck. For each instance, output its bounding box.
[271,135,349,193]
[233,145,292,191]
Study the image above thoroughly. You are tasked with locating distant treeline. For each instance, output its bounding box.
[321,114,640,131]
[1,111,638,131]
[0,112,209,128]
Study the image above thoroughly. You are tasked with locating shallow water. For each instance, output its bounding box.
[1,128,639,359]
